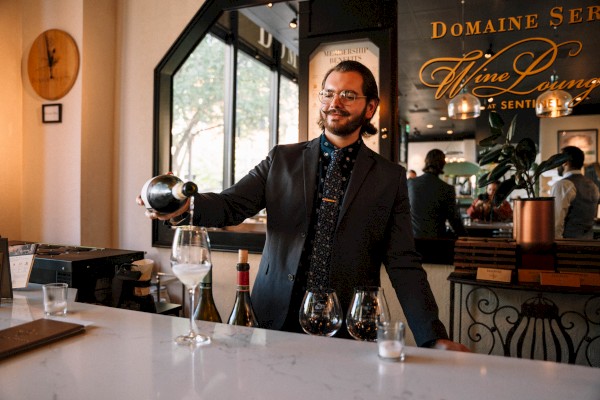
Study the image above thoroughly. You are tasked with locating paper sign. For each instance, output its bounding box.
[476,267,512,283]
[10,255,35,289]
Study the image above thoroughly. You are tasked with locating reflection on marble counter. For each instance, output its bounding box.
[1,286,599,400]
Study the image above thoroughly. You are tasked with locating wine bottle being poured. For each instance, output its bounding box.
[140,173,198,214]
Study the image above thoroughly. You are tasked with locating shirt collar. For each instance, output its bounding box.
[319,133,362,157]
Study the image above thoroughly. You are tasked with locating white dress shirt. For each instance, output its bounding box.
[550,171,579,238]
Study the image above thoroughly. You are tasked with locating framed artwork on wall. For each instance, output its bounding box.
[42,104,62,123]
[557,129,598,164]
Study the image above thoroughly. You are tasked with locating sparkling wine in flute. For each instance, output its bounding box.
[172,263,211,287]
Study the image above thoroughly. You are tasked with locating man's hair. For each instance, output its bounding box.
[562,146,585,169]
[423,149,446,175]
[318,60,380,136]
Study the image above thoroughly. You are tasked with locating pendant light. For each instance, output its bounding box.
[535,74,573,118]
[447,0,481,120]
[448,87,481,119]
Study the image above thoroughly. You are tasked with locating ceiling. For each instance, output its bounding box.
[246,0,600,139]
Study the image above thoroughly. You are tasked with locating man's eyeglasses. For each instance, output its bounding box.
[318,90,367,105]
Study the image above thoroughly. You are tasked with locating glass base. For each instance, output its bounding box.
[174,332,211,346]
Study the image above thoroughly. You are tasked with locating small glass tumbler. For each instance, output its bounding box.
[377,320,405,361]
[43,283,68,316]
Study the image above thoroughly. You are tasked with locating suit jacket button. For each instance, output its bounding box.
[288,274,295,281]
[300,232,306,238]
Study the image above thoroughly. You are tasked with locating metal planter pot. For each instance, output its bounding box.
[513,198,555,252]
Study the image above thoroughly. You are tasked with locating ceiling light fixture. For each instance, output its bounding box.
[289,17,298,29]
[535,73,573,118]
[448,87,481,119]
[447,1,481,120]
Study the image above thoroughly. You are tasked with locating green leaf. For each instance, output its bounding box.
[533,153,571,180]
[506,115,518,142]
[478,145,503,166]
[479,133,503,148]
[487,161,512,182]
[514,138,537,171]
[493,177,516,205]
[489,111,504,130]
[477,172,492,188]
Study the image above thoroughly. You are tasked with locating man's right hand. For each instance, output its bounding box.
[136,195,191,221]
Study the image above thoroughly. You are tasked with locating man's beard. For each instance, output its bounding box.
[319,105,368,137]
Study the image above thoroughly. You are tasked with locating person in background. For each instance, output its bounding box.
[407,149,467,238]
[407,169,417,179]
[551,146,600,239]
[466,181,513,222]
[139,60,469,352]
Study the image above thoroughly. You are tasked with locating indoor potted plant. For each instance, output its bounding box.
[477,111,570,251]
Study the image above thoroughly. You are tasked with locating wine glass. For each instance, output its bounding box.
[346,286,390,341]
[171,225,212,346]
[299,288,342,337]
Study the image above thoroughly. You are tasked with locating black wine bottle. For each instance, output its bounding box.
[227,249,258,327]
[195,268,222,322]
[140,173,198,214]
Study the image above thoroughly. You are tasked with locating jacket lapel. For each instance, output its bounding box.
[302,138,320,227]
[337,143,375,227]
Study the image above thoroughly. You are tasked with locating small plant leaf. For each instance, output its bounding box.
[506,115,518,142]
[478,145,503,166]
[478,172,492,188]
[514,138,537,171]
[479,133,503,148]
[493,176,516,206]
[489,111,504,130]
[487,161,512,182]
[533,152,571,179]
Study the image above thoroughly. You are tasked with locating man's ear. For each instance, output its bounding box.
[365,99,379,119]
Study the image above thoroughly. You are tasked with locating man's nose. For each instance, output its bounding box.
[329,92,345,108]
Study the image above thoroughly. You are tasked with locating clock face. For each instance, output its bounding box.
[27,29,80,100]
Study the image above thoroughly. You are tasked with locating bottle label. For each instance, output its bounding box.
[237,271,250,290]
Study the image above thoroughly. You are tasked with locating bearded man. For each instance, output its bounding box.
[139,60,469,352]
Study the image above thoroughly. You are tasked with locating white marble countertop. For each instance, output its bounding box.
[1,285,599,400]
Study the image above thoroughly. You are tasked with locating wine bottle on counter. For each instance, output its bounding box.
[140,173,198,214]
[227,249,258,327]
[195,268,222,323]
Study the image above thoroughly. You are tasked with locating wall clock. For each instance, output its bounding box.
[27,29,80,100]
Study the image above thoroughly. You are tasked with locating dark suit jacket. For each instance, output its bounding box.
[407,172,467,238]
[193,137,448,346]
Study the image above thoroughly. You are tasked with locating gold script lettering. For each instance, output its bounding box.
[418,37,597,107]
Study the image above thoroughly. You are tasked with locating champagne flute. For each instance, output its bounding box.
[171,225,212,345]
[299,288,342,337]
[346,286,390,341]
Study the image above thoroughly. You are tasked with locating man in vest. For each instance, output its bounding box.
[551,146,600,239]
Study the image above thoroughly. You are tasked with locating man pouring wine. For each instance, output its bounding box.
[138,60,469,352]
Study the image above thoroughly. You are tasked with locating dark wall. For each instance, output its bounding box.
[298,0,399,161]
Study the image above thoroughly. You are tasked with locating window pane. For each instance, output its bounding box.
[235,51,271,183]
[278,76,299,144]
[172,34,226,193]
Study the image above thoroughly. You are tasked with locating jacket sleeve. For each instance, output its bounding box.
[383,172,449,346]
[192,147,275,227]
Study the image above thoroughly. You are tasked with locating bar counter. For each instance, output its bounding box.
[1,286,599,400]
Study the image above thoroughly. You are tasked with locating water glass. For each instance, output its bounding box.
[377,321,405,361]
[43,283,68,316]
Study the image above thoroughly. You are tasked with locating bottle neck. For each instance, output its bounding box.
[236,263,250,292]
[200,269,213,289]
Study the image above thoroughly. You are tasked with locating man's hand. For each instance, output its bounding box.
[136,195,190,221]
[431,339,471,352]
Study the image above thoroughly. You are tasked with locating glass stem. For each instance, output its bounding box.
[188,286,198,335]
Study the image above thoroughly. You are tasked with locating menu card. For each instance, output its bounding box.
[0,319,85,360]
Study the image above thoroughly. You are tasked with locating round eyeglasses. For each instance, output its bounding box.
[318,90,367,105]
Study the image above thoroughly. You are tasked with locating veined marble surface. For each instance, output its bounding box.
[1,286,599,400]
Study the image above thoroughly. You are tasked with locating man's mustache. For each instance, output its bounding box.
[322,108,350,117]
